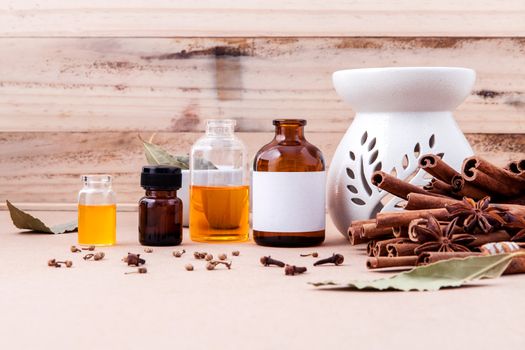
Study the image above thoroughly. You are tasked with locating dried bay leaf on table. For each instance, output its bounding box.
[311,253,522,291]
[6,200,77,234]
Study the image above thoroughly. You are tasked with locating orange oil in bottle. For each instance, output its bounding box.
[78,204,117,245]
[189,185,249,242]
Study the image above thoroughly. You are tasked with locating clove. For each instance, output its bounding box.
[284,264,307,276]
[218,253,227,261]
[125,267,148,275]
[232,250,240,256]
[260,256,285,267]
[185,264,194,271]
[313,253,345,266]
[122,253,146,266]
[206,260,232,270]
[82,246,96,251]
[48,259,72,268]
[93,252,105,261]
[205,254,214,261]
[144,248,153,253]
[173,249,186,258]
[70,246,81,253]
[300,252,319,257]
[83,254,95,260]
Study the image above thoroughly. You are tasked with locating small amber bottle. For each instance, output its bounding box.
[139,166,183,246]
[252,119,326,247]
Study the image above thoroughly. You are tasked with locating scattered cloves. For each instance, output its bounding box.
[125,267,148,275]
[70,246,81,253]
[122,253,146,266]
[313,253,345,266]
[206,260,232,270]
[185,264,194,271]
[284,264,307,276]
[232,250,240,256]
[218,253,227,261]
[260,256,285,267]
[144,248,153,253]
[300,252,319,257]
[173,249,186,258]
[205,254,213,261]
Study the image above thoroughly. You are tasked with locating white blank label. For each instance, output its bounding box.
[252,171,326,232]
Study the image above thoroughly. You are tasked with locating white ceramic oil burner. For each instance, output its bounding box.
[327,67,476,237]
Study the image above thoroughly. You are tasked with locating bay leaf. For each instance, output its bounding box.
[311,253,522,291]
[140,137,189,169]
[6,200,77,234]
[140,135,216,170]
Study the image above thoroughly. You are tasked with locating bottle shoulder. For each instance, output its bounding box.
[254,140,325,171]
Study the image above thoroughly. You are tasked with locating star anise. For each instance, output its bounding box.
[445,196,506,233]
[413,215,476,255]
[504,213,525,242]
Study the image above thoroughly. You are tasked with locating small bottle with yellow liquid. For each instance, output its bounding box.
[78,175,117,246]
[190,119,249,243]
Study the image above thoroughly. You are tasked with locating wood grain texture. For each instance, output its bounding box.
[1,0,525,37]
[0,132,522,205]
[0,37,524,133]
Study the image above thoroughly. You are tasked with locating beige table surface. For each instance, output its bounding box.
[1,209,524,350]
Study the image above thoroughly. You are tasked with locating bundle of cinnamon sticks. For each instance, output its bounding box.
[348,154,525,271]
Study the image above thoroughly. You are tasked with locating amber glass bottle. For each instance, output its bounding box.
[139,166,183,246]
[252,119,326,247]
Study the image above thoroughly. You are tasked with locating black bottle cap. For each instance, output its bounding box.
[141,166,182,190]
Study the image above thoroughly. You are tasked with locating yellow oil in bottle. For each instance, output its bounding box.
[190,185,249,242]
[78,204,117,245]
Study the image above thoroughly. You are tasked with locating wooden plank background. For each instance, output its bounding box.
[0,1,523,207]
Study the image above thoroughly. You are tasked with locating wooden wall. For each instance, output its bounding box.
[0,1,524,207]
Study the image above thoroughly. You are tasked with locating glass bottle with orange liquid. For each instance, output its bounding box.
[189,119,249,243]
[78,175,117,245]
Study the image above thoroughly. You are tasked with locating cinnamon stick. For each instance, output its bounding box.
[348,226,368,245]
[405,193,459,210]
[462,156,525,197]
[376,208,450,228]
[373,238,408,257]
[506,161,521,175]
[450,174,490,200]
[416,252,481,265]
[408,218,427,242]
[387,243,420,257]
[419,154,458,183]
[424,178,455,196]
[366,240,377,257]
[392,226,409,238]
[371,171,429,200]
[361,223,394,239]
[366,256,418,269]
[468,230,512,248]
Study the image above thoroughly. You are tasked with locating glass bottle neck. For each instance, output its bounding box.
[145,189,178,198]
[205,119,236,137]
[274,124,305,143]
